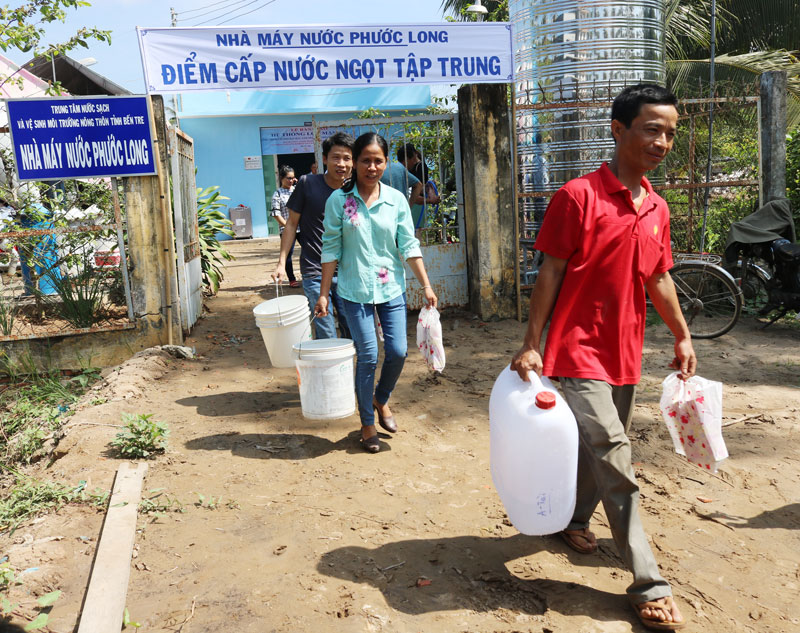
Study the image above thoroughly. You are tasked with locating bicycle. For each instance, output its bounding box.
[668,253,743,339]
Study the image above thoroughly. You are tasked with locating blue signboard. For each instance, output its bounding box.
[6,96,157,181]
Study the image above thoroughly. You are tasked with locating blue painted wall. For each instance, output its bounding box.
[179,115,271,236]
[178,86,432,239]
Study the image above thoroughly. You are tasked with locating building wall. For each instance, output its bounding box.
[179,115,273,238]
[177,86,433,239]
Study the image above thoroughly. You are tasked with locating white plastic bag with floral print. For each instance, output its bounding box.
[416,306,445,372]
[659,372,727,472]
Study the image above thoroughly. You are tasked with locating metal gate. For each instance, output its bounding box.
[169,126,202,332]
[312,113,468,309]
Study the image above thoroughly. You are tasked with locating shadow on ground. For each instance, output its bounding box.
[184,431,393,459]
[317,533,636,624]
[703,502,800,530]
[176,390,300,416]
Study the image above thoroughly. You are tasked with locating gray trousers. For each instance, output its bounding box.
[560,377,671,604]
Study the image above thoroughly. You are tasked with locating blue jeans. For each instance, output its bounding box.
[341,293,407,427]
[302,275,350,340]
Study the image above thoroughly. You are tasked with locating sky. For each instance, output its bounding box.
[5,0,459,94]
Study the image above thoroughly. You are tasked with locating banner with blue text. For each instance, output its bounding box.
[6,96,156,182]
[137,23,513,93]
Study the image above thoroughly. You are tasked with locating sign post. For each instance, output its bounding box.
[5,96,157,181]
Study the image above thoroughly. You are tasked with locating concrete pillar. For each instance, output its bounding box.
[457,83,516,321]
[759,71,787,205]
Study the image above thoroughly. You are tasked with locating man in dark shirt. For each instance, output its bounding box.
[271,132,353,339]
[397,143,429,183]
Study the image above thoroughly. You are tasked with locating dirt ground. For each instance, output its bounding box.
[3,237,800,633]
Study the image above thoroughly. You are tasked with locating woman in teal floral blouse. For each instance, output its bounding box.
[315,132,437,453]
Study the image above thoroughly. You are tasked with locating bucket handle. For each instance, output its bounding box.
[274,279,284,321]
[296,313,318,360]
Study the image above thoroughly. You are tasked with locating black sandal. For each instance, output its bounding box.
[373,401,397,433]
[361,431,380,453]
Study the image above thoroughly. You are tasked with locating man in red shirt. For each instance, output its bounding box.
[511,84,695,631]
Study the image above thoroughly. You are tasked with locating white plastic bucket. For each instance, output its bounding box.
[253,297,312,368]
[292,338,356,420]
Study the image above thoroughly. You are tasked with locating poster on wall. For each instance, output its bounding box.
[137,22,513,93]
[260,125,347,155]
[5,96,156,181]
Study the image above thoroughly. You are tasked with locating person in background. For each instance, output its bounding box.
[397,143,441,228]
[397,143,428,183]
[270,165,300,287]
[315,132,437,454]
[271,132,354,339]
[380,159,423,204]
[510,84,694,631]
[310,160,318,175]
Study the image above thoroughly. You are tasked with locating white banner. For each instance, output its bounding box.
[137,23,513,93]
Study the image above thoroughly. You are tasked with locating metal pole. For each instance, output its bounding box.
[312,115,323,176]
[699,0,716,254]
[111,178,135,322]
[170,7,180,129]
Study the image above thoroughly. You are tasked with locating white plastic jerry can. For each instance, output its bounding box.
[489,365,579,535]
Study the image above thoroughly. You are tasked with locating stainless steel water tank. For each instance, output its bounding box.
[510,0,666,196]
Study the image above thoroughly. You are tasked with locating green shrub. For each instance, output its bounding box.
[37,256,106,329]
[110,413,169,459]
[197,186,234,296]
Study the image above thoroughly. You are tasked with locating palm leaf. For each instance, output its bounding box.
[668,49,800,127]
[716,0,800,53]
[439,0,507,21]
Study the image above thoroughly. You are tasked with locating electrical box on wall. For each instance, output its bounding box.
[229,205,253,239]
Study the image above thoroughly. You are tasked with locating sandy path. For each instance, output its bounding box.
[3,236,799,633]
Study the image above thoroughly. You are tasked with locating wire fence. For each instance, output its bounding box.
[514,84,761,288]
[0,160,134,341]
[314,113,461,247]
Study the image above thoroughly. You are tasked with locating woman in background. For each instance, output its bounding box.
[270,165,299,287]
[315,133,437,453]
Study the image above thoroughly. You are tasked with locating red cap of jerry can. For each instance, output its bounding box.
[535,391,556,409]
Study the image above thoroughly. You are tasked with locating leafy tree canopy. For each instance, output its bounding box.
[0,0,111,94]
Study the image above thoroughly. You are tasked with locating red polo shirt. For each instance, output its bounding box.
[534,163,673,385]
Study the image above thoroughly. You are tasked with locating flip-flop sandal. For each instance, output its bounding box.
[559,529,598,554]
[633,597,686,631]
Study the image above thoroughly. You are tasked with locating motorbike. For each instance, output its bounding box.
[723,198,800,327]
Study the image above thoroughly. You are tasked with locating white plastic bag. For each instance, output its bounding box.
[659,371,728,472]
[416,306,445,372]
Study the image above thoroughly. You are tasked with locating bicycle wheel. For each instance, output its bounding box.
[727,263,770,315]
[669,262,743,338]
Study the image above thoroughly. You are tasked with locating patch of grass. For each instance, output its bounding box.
[0,362,100,465]
[0,478,74,529]
[0,476,108,534]
[138,488,185,519]
[110,414,169,459]
[0,558,62,631]
[194,493,221,510]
